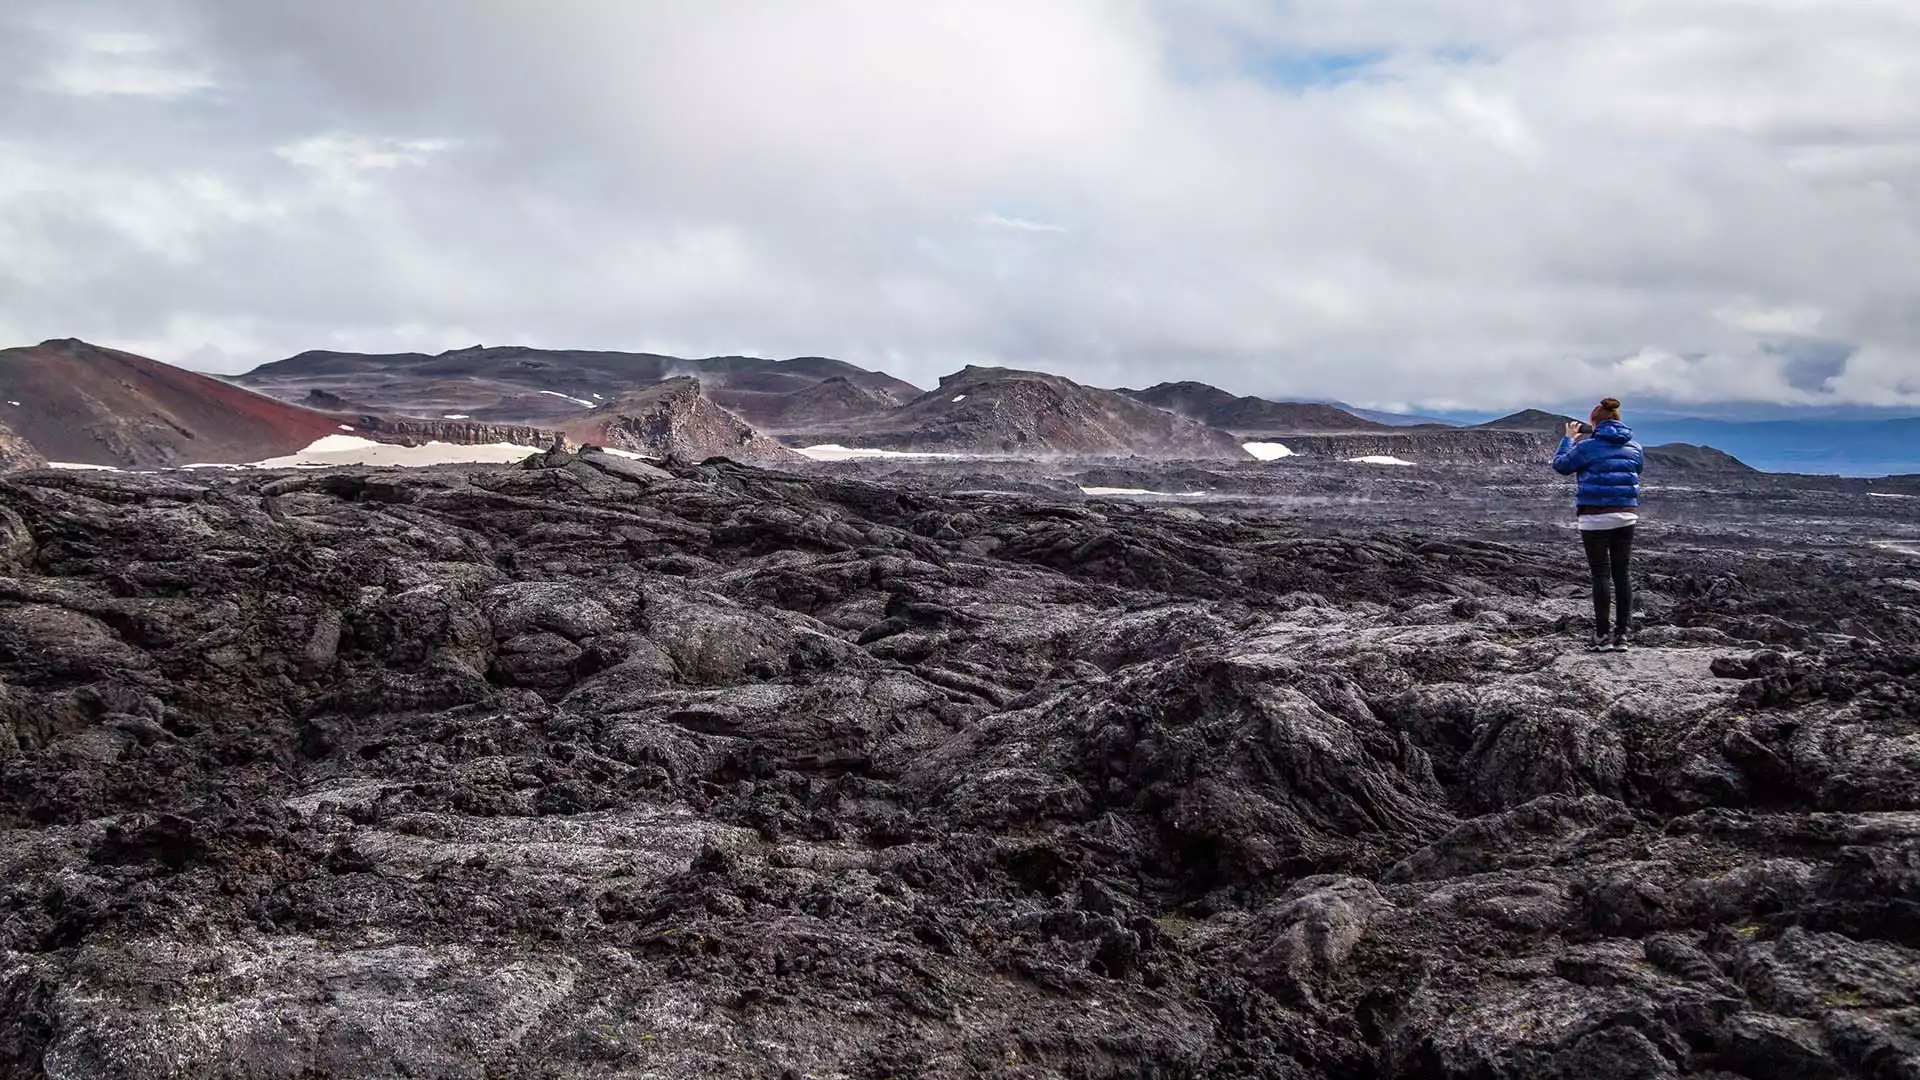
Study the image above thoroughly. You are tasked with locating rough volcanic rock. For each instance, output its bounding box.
[560,377,800,464]
[1119,381,1389,433]
[0,339,345,467]
[345,415,560,450]
[0,454,1916,1078]
[299,388,365,411]
[0,419,44,472]
[811,365,1248,458]
[1278,429,1555,464]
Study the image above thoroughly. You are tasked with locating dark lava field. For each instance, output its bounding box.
[1,448,1917,1079]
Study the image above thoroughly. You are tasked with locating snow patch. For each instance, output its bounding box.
[48,461,120,471]
[596,447,654,460]
[442,414,471,420]
[1348,455,1417,466]
[539,390,596,408]
[293,434,376,454]
[1243,442,1294,461]
[256,435,543,469]
[337,424,355,432]
[1868,492,1912,499]
[5,401,18,406]
[1078,486,1208,498]
[794,444,966,461]
[952,395,967,402]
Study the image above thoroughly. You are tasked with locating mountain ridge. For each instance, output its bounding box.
[805,365,1249,458]
[0,338,1812,473]
[240,344,921,427]
[1117,381,1390,433]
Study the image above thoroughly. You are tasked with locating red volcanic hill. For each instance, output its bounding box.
[0,339,347,468]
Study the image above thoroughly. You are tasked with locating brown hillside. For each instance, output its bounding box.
[817,366,1247,458]
[0,339,345,468]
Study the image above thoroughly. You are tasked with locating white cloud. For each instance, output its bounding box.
[275,134,457,173]
[974,212,1068,234]
[39,31,214,98]
[1714,300,1827,337]
[0,0,1916,408]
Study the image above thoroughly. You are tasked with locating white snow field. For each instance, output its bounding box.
[794,445,966,462]
[1347,455,1417,466]
[254,435,545,468]
[1242,442,1295,461]
[1078,486,1208,498]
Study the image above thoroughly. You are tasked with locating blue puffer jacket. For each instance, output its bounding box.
[1552,419,1643,508]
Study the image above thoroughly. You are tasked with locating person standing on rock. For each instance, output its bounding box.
[1552,397,1644,652]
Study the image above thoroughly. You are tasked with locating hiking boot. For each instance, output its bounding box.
[1608,631,1631,652]
[1588,632,1611,652]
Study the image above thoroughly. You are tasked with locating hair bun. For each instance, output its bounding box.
[1600,397,1622,410]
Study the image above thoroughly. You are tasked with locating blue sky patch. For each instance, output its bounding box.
[1242,47,1389,90]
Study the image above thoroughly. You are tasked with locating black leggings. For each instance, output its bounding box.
[1581,525,1634,636]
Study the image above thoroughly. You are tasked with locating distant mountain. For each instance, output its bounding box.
[560,377,799,464]
[239,345,922,426]
[1643,443,1755,473]
[1477,409,1580,433]
[1117,382,1387,433]
[812,366,1246,458]
[707,375,898,432]
[0,339,346,467]
[35,335,1916,474]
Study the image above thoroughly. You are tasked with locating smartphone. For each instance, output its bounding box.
[1576,422,1594,435]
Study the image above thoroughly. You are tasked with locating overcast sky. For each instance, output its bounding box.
[2,1,1918,410]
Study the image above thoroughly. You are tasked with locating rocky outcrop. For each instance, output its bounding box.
[0,453,1915,1077]
[300,388,366,412]
[0,419,44,472]
[345,415,560,449]
[561,377,800,463]
[1277,429,1554,464]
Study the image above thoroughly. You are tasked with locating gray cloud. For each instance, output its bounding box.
[1,0,1918,410]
